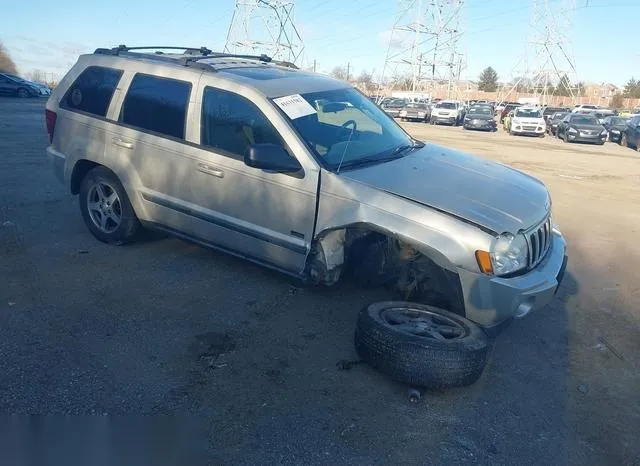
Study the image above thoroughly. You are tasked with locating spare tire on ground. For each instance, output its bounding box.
[354,301,490,389]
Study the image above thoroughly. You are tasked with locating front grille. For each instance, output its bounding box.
[523,125,537,131]
[526,217,552,268]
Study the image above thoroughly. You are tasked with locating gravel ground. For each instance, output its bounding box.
[0,98,639,465]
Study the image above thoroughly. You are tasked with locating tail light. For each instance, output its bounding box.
[45,109,57,143]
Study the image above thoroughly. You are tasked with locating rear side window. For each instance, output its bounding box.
[61,66,122,117]
[201,87,283,159]
[120,74,191,139]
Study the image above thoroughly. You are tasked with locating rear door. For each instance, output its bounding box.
[187,82,319,273]
[104,70,204,234]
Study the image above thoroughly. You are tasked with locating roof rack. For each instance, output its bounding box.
[92,45,299,72]
[94,45,213,56]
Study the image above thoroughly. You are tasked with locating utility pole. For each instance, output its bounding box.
[502,0,579,105]
[380,0,464,99]
[313,59,316,72]
[225,0,305,65]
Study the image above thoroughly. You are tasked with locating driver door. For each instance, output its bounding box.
[187,83,319,273]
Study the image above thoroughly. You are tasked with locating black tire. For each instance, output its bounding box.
[17,88,30,98]
[355,301,490,389]
[79,166,140,244]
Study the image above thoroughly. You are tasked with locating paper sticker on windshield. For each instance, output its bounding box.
[273,94,316,119]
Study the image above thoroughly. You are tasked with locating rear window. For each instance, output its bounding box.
[61,66,122,117]
[515,108,542,118]
[120,74,191,139]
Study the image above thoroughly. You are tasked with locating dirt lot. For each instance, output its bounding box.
[1,98,639,464]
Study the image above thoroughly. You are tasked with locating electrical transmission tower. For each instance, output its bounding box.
[503,0,579,105]
[380,0,465,98]
[224,0,304,65]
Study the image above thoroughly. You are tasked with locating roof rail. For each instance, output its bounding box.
[92,46,296,73]
[94,45,213,56]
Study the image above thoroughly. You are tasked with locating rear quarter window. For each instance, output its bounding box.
[61,66,123,117]
[120,74,191,140]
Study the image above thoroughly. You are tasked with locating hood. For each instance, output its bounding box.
[341,144,550,234]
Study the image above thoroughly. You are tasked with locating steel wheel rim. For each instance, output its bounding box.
[87,182,122,234]
[381,307,467,341]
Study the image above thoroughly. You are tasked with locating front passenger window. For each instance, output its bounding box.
[201,87,284,159]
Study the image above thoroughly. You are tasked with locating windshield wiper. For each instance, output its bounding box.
[337,142,423,171]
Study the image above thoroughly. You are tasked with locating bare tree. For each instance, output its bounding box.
[392,74,413,91]
[330,66,348,81]
[28,69,45,83]
[0,42,18,75]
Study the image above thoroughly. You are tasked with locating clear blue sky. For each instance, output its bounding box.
[2,0,638,86]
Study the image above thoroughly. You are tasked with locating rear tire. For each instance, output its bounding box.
[79,166,140,245]
[621,134,628,147]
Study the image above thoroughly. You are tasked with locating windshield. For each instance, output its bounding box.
[406,103,427,109]
[280,88,415,172]
[610,117,626,125]
[469,107,492,115]
[515,108,542,118]
[552,112,568,120]
[436,102,457,109]
[571,115,598,125]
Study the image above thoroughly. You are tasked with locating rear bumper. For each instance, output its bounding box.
[458,231,567,327]
[46,146,66,185]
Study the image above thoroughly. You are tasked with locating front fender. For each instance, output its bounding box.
[315,171,493,273]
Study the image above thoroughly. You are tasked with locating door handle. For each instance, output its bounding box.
[196,163,224,178]
[112,138,133,149]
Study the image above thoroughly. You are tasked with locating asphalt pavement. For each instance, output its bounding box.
[0,97,637,465]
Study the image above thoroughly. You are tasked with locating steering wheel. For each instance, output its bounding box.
[336,119,358,140]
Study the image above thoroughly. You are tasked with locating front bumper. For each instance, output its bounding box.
[608,131,622,142]
[567,132,606,144]
[511,126,545,135]
[432,115,457,124]
[464,120,496,130]
[458,231,567,327]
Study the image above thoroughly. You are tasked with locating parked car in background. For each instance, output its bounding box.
[602,116,628,143]
[398,102,431,122]
[381,98,407,118]
[500,103,522,123]
[542,106,567,123]
[0,73,48,98]
[430,100,463,126]
[620,115,640,151]
[547,112,568,136]
[571,104,599,113]
[556,113,607,145]
[509,107,546,137]
[463,106,497,131]
[594,109,615,124]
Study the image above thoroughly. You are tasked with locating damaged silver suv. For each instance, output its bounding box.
[45,46,567,333]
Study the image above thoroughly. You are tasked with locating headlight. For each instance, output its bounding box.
[568,127,578,134]
[399,110,407,116]
[476,233,528,276]
[611,129,620,134]
[600,130,608,136]
[418,112,425,117]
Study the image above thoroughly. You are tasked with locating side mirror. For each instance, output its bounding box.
[244,143,302,173]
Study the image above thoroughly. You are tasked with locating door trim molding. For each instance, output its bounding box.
[140,192,308,255]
